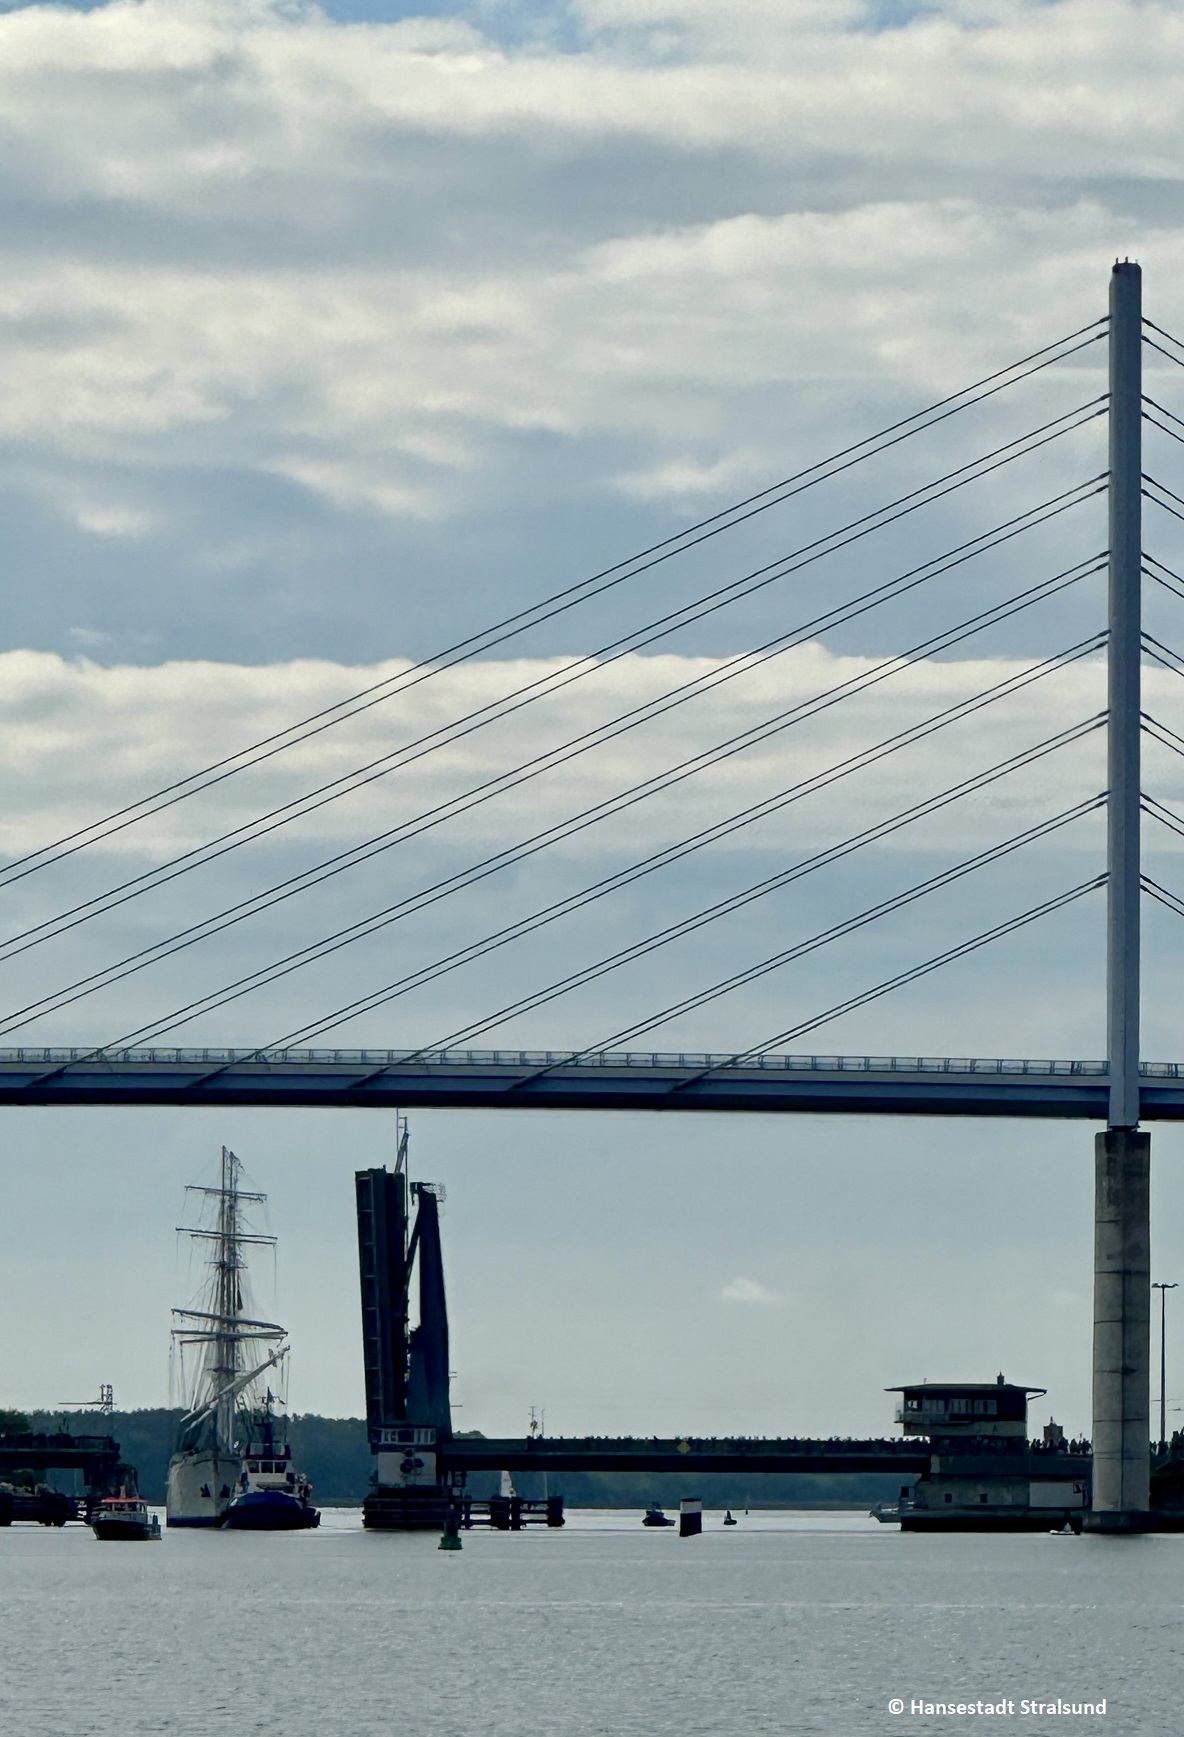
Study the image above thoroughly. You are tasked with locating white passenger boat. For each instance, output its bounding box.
[91,1493,161,1541]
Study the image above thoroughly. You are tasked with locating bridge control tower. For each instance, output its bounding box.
[891,1376,1042,1440]
[887,1376,1089,1530]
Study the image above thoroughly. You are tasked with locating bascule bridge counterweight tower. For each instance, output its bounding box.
[355,1150,453,1528]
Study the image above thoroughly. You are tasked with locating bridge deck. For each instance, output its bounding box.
[0,1432,123,1476]
[440,1436,931,1475]
[4,1047,1184,1117]
[438,1435,1089,1477]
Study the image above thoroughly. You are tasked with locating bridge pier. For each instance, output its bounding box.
[1084,261,1152,1534]
[1085,1129,1152,1531]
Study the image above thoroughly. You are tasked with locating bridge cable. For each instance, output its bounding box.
[389,761,1107,1056]
[680,878,1106,1065]
[1143,320,1184,368]
[1141,714,1184,762]
[0,407,1106,911]
[1140,876,1184,921]
[0,488,1105,966]
[1142,480,1184,528]
[1141,796,1184,844]
[1143,414,1184,450]
[1143,395,1184,436]
[432,801,1104,1053]
[78,570,1104,1049]
[1143,417,1184,450]
[1144,474,1184,512]
[1144,558,1184,605]
[272,691,1104,1042]
[0,327,1108,888]
[1143,337,1184,371]
[6,633,1103,1039]
[1140,633,1184,678]
[267,713,1105,1049]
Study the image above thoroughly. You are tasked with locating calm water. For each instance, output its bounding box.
[1,1509,1181,1735]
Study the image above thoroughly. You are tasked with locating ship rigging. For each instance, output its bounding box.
[166,1146,315,1529]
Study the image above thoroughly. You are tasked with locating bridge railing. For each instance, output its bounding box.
[0,1046,1126,1073]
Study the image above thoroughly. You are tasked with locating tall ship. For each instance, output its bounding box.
[167,1147,317,1530]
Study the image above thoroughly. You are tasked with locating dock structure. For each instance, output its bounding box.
[440,1432,1092,1531]
[0,1431,133,1523]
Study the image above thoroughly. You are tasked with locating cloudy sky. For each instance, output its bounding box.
[5,0,1184,1445]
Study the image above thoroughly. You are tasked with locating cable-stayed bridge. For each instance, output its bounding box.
[0,286,1159,1113]
[8,261,1184,1528]
[2,1047,1184,1117]
[0,306,1123,1071]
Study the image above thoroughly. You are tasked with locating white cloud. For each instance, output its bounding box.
[71,501,156,539]
[720,1276,784,1304]
[0,0,1180,548]
[0,641,1127,860]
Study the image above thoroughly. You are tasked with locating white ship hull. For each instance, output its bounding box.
[166,1449,242,1528]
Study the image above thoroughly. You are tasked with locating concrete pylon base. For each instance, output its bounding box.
[1081,1509,1155,1535]
[1090,1128,1151,1527]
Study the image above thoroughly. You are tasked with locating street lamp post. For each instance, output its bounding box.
[1153,1282,1178,1447]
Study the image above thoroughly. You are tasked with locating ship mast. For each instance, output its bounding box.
[214,1145,239,1454]
[173,1146,285,1453]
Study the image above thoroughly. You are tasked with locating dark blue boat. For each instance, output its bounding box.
[221,1397,319,1532]
[222,1482,319,1530]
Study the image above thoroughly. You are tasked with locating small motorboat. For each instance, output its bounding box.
[723,1509,738,1526]
[91,1494,161,1541]
[642,1504,674,1528]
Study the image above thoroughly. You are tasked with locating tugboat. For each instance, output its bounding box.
[221,1392,319,1531]
[91,1493,161,1541]
[167,1147,291,1528]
